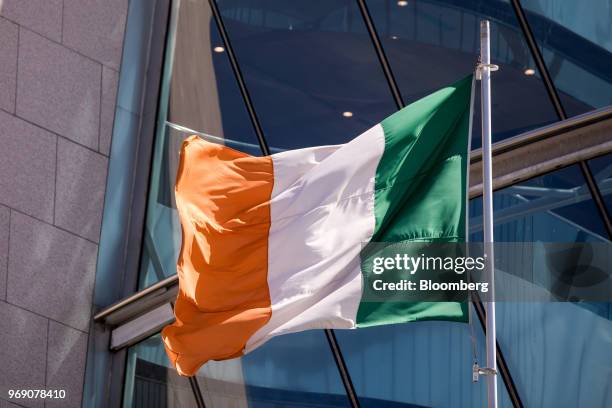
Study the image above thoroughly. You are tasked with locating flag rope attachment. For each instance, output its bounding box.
[468,294,480,382]
[476,20,499,408]
[475,63,499,80]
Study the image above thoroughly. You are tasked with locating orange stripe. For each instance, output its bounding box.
[161,136,273,376]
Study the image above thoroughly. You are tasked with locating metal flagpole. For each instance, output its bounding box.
[479,20,498,408]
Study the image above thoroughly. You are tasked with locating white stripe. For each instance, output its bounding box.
[245,124,385,353]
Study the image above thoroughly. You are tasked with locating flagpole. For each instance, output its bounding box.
[479,20,498,408]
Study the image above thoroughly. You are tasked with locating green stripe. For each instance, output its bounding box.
[356,75,473,327]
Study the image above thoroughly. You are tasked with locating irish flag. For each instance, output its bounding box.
[162,76,473,376]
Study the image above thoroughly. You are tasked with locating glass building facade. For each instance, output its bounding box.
[89,1,612,407]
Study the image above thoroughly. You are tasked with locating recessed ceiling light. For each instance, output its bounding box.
[391,35,399,40]
[524,68,535,76]
[397,1,408,7]
[342,111,354,118]
[213,46,225,53]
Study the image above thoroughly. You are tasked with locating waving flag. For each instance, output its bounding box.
[162,76,473,376]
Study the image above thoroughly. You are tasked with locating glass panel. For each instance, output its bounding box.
[469,165,612,407]
[470,164,609,242]
[138,0,266,289]
[167,0,260,140]
[335,317,514,407]
[519,0,612,52]
[122,332,350,407]
[196,330,349,407]
[364,0,560,148]
[519,0,612,116]
[216,0,398,150]
[123,335,197,408]
[588,154,612,216]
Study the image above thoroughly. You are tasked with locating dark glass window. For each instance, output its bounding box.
[197,330,350,407]
[123,335,199,407]
[588,154,612,216]
[335,319,514,407]
[519,0,612,53]
[216,0,398,150]
[138,0,265,289]
[469,166,612,407]
[470,164,609,242]
[518,0,612,116]
[364,0,559,147]
[166,0,260,144]
[123,332,350,407]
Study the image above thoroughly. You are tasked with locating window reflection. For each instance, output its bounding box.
[138,0,267,289]
[588,154,612,216]
[197,330,349,407]
[216,0,398,149]
[470,164,610,242]
[123,335,197,408]
[469,165,612,407]
[167,0,259,141]
[335,319,514,407]
[519,0,612,116]
[365,0,559,147]
[123,332,350,407]
[520,0,612,53]
[470,164,610,307]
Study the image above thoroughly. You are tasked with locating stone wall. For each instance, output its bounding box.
[0,1,128,407]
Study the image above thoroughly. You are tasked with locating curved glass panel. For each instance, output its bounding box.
[335,319,513,407]
[588,154,612,215]
[216,0,398,150]
[196,330,349,407]
[122,335,198,407]
[364,0,559,148]
[470,164,610,242]
[167,0,259,140]
[519,0,612,53]
[519,0,612,116]
[122,332,350,407]
[470,165,612,407]
[137,0,265,289]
